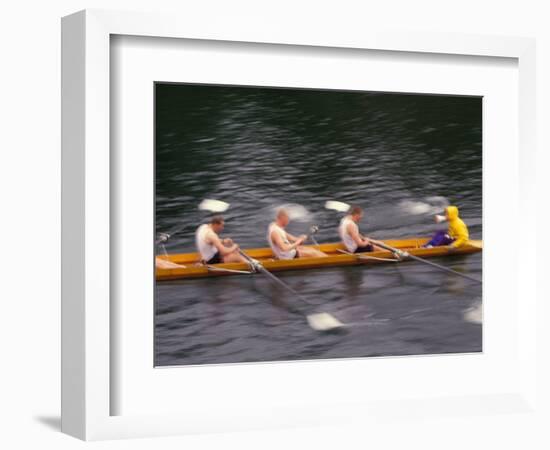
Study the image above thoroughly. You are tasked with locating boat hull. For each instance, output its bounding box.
[156,237,482,281]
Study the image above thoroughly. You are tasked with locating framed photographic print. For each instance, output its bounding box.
[62,9,538,441]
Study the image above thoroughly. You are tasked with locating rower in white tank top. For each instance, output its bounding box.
[339,216,359,253]
[267,222,297,260]
[195,223,218,262]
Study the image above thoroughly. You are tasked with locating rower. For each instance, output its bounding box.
[195,215,247,264]
[267,208,327,259]
[423,205,469,249]
[339,205,384,253]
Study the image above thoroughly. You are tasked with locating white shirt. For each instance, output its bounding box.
[267,222,297,260]
[195,224,218,262]
[339,216,359,253]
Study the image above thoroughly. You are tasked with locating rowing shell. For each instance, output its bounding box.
[156,237,482,281]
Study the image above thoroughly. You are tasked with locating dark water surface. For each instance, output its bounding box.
[155,84,482,367]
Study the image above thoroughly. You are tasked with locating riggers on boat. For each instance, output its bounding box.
[156,237,483,281]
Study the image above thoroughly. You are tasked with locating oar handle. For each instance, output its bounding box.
[156,232,171,245]
[297,226,319,245]
[375,241,482,284]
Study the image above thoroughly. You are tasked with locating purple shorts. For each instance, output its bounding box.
[426,230,454,247]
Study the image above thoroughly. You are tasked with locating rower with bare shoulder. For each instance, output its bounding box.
[267,208,327,259]
[195,215,247,264]
[339,205,384,253]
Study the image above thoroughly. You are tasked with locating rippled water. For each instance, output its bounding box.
[155,84,482,367]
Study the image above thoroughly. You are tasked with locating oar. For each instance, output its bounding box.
[373,240,482,284]
[238,249,344,331]
[337,248,399,262]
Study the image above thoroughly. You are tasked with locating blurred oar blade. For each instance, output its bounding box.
[278,203,312,222]
[325,200,350,213]
[198,199,230,213]
[307,313,344,331]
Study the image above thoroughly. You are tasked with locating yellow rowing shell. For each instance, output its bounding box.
[156,237,482,281]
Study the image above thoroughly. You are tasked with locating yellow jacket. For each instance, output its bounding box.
[446,206,469,248]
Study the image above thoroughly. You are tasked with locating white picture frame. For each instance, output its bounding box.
[61,9,538,441]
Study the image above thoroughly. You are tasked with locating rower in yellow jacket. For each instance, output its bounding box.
[446,206,469,248]
[424,205,469,248]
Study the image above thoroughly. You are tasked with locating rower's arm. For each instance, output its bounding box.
[271,230,299,251]
[347,223,368,246]
[286,231,299,242]
[209,232,238,256]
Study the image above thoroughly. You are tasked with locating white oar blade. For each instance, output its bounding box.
[276,203,312,222]
[307,313,344,331]
[325,200,350,213]
[198,199,230,213]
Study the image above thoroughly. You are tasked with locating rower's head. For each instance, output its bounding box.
[445,206,459,221]
[210,215,225,232]
[349,205,363,222]
[276,208,290,227]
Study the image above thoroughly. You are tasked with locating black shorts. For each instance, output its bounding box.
[354,244,373,253]
[206,252,222,264]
